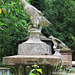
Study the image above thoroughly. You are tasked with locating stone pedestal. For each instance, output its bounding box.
[18,29,49,55]
[3,28,62,75]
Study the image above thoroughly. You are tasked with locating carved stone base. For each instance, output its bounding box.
[6,65,54,75]
[3,55,62,75]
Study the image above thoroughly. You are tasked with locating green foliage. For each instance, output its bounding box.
[0,0,29,63]
[31,0,75,49]
[54,65,74,75]
[31,0,75,60]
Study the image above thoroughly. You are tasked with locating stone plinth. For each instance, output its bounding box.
[18,29,49,55]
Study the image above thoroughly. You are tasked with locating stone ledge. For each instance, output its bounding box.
[3,55,62,66]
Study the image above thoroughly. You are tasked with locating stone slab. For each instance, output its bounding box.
[3,55,61,66]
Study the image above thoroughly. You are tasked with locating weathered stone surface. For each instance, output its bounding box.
[60,49,72,68]
[49,35,69,50]
[18,42,49,55]
[20,0,50,30]
[3,55,61,66]
[18,29,49,55]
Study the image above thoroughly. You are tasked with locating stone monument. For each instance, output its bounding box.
[3,0,62,75]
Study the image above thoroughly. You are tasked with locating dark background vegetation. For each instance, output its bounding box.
[0,0,75,66]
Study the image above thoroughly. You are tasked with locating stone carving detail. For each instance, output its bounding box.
[18,0,51,55]
[49,35,69,50]
[49,35,69,59]
[20,0,50,30]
